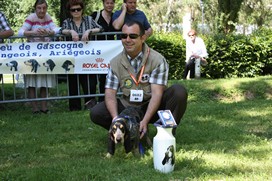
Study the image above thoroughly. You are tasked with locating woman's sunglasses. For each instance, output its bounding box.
[70,8,82,12]
[121,33,141,39]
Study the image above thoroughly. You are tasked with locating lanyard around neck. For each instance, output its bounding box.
[128,48,150,87]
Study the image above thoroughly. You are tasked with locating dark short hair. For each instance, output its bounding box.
[66,0,84,10]
[123,20,145,36]
[33,0,48,9]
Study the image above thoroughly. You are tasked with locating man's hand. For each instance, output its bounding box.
[139,84,165,139]
[112,3,127,30]
[139,120,148,139]
[121,3,127,11]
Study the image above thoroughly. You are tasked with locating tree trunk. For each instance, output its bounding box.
[60,0,69,26]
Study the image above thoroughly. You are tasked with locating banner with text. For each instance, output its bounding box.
[0,40,123,74]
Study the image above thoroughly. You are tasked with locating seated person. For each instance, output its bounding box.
[183,29,208,79]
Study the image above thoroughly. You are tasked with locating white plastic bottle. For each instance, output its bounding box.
[195,58,201,78]
[153,126,176,173]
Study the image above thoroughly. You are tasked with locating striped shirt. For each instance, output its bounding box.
[0,12,12,43]
[18,13,60,42]
[128,52,143,73]
[0,12,11,31]
[61,16,102,37]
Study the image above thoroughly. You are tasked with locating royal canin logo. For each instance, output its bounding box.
[95,58,104,62]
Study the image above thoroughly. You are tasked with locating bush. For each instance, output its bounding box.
[146,28,272,79]
[146,32,185,80]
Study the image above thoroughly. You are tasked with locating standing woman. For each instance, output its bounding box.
[61,0,103,111]
[18,0,60,114]
[91,0,115,103]
[91,0,115,40]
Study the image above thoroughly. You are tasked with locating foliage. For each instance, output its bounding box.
[145,28,272,79]
[0,77,272,180]
[0,0,61,32]
[144,28,272,80]
[138,0,184,32]
[217,0,244,33]
[204,27,272,78]
[239,0,272,27]
[0,0,21,32]
[1,0,272,36]
[146,32,185,80]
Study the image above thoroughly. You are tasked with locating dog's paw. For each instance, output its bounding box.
[106,153,112,158]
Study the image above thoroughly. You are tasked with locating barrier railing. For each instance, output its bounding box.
[0,32,123,104]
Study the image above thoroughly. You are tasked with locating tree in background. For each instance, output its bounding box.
[0,0,22,32]
[239,0,272,28]
[60,0,68,27]
[217,0,244,33]
[0,0,61,32]
[1,0,272,35]
[137,0,198,32]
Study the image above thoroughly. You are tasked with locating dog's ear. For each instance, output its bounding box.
[123,122,131,153]
[124,132,132,153]
[108,124,115,141]
[108,132,115,155]
[109,131,114,141]
[124,123,129,140]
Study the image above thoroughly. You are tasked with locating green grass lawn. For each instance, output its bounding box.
[0,76,272,180]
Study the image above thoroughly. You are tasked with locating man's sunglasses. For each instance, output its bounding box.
[70,8,82,12]
[121,33,141,39]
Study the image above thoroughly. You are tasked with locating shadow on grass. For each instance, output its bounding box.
[162,97,271,179]
[171,76,272,103]
[179,100,271,146]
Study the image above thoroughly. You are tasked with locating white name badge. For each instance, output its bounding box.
[130,89,144,102]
